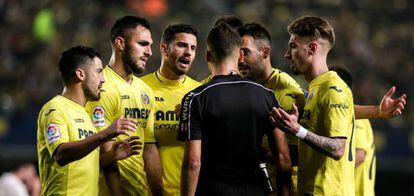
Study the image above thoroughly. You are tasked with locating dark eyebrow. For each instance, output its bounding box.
[139,40,151,46]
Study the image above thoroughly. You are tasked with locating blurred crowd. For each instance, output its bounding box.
[0,0,413,156]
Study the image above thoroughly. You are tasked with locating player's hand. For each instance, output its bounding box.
[112,136,142,161]
[269,103,300,135]
[105,117,137,139]
[379,86,407,118]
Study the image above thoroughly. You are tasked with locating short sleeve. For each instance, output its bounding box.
[177,92,202,141]
[322,87,352,138]
[41,108,69,156]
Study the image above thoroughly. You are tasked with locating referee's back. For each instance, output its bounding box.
[178,74,279,192]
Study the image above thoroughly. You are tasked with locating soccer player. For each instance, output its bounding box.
[37,46,141,195]
[141,23,200,196]
[270,16,357,195]
[179,23,292,196]
[85,16,163,196]
[331,66,376,196]
[238,22,306,194]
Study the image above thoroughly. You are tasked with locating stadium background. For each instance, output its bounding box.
[0,0,412,194]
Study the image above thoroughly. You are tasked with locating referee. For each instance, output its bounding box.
[178,23,292,196]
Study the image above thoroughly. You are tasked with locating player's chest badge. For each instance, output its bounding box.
[141,91,150,105]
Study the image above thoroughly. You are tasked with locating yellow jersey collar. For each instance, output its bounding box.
[155,70,186,87]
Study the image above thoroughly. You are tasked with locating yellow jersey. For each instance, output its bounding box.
[298,71,355,196]
[355,119,375,196]
[141,71,200,196]
[200,75,213,84]
[37,95,99,196]
[85,66,156,196]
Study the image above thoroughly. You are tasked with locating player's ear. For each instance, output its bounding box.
[238,48,244,63]
[205,50,212,63]
[160,43,168,57]
[114,36,125,51]
[308,42,317,55]
[261,46,270,59]
[75,68,86,82]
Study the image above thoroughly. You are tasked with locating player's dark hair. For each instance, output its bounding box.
[161,24,198,45]
[58,46,101,85]
[214,15,243,30]
[110,16,150,43]
[238,22,272,46]
[287,16,335,47]
[329,66,353,87]
[207,23,241,62]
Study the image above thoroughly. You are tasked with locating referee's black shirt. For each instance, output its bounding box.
[178,74,280,186]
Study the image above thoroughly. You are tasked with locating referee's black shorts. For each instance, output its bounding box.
[195,182,266,196]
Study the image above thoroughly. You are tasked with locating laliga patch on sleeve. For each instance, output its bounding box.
[92,106,106,127]
[46,123,61,143]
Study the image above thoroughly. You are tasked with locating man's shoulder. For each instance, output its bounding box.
[140,72,156,84]
[39,96,68,122]
[270,68,301,88]
[184,75,201,87]
[41,96,66,112]
[134,76,154,93]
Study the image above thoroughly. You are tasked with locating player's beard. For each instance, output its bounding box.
[122,45,145,74]
[171,61,189,76]
[83,82,100,101]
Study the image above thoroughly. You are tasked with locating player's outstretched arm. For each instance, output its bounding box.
[52,117,137,166]
[267,128,292,196]
[270,104,346,160]
[144,143,163,196]
[355,86,407,119]
[181,140,201,196]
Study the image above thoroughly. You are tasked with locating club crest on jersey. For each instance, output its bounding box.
[141,91,150,105]
[46,123,60,143]
[92,106,106,127]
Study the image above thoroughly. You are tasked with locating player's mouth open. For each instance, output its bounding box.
[140,57,148,64]
[178,57,190,65]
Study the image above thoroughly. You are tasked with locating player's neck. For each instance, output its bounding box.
[258,63,274,85]
[211,59,239,76]
[62,86,87,107]
[306,60,329,82]
[109,54,133,84]
[159,61,185,80]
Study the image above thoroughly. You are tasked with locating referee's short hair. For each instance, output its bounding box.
[58,45,101,85]
[110,16,150,43]
[207,23,241,62]
[161,23,198,45]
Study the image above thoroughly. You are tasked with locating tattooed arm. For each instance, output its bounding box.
[302,132,346,160]
[269,104,346,160]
